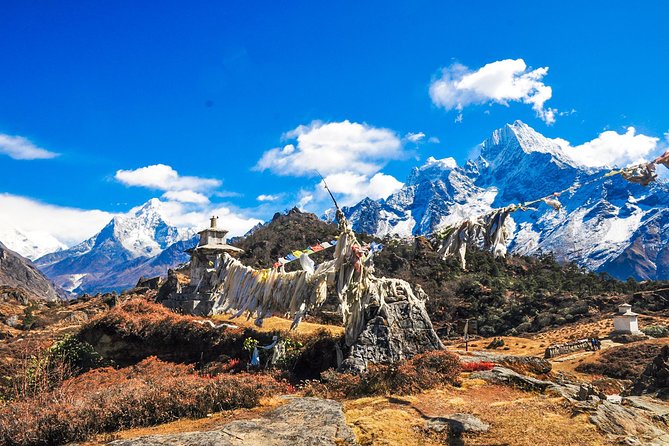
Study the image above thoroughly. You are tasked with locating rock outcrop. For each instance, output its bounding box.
[339,286,444,373]
[426,413,490,435]
[473,363,669,445]
[109,397,358,446]
[630,345,669,400]
[0,240,62,301]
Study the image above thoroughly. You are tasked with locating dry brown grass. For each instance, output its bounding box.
[345,396,441,446]
[0,357,293,446]
[213,314,345,336]
[342,379,607,446]
[83,397,286,445]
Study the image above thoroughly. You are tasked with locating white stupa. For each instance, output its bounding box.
[613,303,641,335]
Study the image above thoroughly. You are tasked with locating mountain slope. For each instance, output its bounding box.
[35,199,195,294]
[343,121,669,280]
[0,240,63,301]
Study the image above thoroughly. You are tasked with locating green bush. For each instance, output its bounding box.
[641,325,669,338]
[48,335,105,372]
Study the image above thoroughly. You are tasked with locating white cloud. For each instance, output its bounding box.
[422,156,458,170]
[162,190,210,204]
[115,164,221,192]
[0,134,59,160]
[429,59,557,124]
[0,193,113,248]
[296,190,314,210]
[142,200,261,237]
[428,136,440,144]
[257,194,281,202]
[555,127,661,168]
[254,120,404,177]
[293,171,404,213]
[405,132,426,143]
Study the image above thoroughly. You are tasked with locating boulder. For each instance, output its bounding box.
[339,291,444,373]
[472,366,579,399]
[426,413,490,434]
[109,397,358,446]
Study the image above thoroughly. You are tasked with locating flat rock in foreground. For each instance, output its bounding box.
[109,397,358,446]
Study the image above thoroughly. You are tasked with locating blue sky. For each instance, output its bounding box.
[0,1,667,246]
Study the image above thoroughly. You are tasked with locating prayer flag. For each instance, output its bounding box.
[320,242,332,249]
[292,250,303,258]
[311,244,324,252]
[278,257,289,265]
[285,253,297,261]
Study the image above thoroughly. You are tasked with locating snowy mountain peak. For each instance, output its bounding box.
[407,156,458,184]
[111,199,191,259]
[479,120,575,169]
[34,198,196,294]
[0,226,66,260]
[342,121,669,280]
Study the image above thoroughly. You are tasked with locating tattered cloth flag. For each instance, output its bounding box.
[654,150,669,168]
[209,210,430,347]
[435,205,519,269]
[275,239,340,268]
[607,163,657,187]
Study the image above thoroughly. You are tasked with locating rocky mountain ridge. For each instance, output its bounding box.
[34,199,196,294]
[341,121,669,280]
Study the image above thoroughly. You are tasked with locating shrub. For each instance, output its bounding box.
[47,334,105,372]
[305,350,462,398]
[0,357,292,446]
[461,361,496,372]
[641,325,669,338]
[575,343,664,380]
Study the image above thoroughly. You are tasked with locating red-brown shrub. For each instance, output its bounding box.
[0,357,292,446]
[304,349,462,398]
[461,361,496,372]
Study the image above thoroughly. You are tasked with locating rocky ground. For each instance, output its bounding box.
[51,310,666,446]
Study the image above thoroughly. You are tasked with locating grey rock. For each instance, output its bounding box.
[466,351,552,375]
[628,345,669,400]
[339,289,444,373]
[472,366,579,399]
[4,315,19,328]
[426,413,490,434]
[108,397,358,446]
[589,399,669,446]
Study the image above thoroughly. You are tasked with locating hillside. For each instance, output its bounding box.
[0,240,63,302]
[230,208,668,336]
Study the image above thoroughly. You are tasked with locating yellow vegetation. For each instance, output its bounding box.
[213,314,345,335]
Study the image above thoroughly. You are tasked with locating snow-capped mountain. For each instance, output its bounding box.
[35,199,197,294]
[342,121,669,280]
[0,226,67,260]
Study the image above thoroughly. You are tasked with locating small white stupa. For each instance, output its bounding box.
[613,303,641,335]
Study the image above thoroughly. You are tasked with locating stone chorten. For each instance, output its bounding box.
[613,303,641,335]
[160,217,244,315]
[189,216,243,290]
